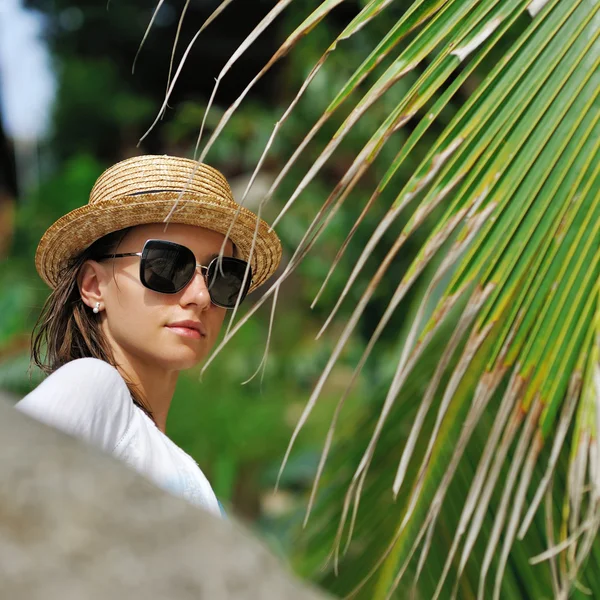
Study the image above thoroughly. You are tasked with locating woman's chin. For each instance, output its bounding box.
[160,345,207,371]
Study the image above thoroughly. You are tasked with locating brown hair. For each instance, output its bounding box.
[31,227,154,421]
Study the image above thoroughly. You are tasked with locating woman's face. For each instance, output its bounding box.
[81,223,233,372]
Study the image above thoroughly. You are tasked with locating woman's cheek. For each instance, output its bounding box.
[209,309,227,341]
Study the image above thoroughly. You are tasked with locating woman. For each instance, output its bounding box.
[15,155,282,516]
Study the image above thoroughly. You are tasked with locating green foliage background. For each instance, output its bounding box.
[2,1,597,598]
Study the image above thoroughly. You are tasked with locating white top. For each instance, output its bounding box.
[15,357,221,516]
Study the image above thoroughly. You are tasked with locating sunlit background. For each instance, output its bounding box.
[2,1,570,598]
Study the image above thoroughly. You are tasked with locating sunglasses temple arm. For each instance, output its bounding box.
[96,252,142,260]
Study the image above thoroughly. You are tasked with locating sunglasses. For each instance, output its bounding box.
[97,239,252,309]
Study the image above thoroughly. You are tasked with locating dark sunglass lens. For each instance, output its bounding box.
[142,241,195,293]
[207,258,251,308]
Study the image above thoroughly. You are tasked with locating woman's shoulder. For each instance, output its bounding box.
[21,358,129,405]
[48,357,127,385]
[16,358,134,452]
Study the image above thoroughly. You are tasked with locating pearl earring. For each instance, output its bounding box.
[93,302,101,314]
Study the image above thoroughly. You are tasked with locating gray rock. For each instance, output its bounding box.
[0,400,329,600]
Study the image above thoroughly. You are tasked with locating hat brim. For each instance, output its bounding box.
[36,191,282,293]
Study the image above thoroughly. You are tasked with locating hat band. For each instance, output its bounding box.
[127,188,184,196]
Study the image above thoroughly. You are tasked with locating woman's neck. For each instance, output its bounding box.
[110,351,178,433]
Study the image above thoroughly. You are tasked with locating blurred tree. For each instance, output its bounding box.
[0,104,17,257]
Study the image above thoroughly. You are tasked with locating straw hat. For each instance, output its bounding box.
[36,155,282,293]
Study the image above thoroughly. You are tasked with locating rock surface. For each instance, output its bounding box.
[0,399,328,600]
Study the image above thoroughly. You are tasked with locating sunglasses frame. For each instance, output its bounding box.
[96,238,253,309]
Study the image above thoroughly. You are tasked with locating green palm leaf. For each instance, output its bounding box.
[149,0,600,596]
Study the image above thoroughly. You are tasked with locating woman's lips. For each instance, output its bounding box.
[166,326,202,339]
[165,321,206,340]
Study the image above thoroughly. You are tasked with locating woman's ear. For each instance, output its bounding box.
[78,260,105,310]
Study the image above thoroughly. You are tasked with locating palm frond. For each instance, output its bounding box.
[151,0,600,596]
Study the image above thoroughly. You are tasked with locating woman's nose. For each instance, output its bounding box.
[179,268,211,310]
